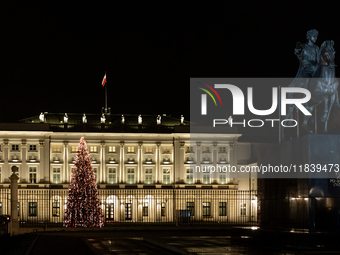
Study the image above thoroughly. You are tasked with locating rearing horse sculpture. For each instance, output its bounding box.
[302,40,338,134]
[283,40,338,137]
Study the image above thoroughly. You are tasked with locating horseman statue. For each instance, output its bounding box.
[283,29,338,138]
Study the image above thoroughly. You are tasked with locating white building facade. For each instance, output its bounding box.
[0,114,257,227]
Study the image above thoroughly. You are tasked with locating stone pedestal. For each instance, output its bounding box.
[257,135,340,230]
[9,165,19,236]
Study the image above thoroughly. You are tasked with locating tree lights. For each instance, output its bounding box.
[64,136,104,227]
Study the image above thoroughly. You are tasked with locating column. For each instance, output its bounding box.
[196,142,201,183]
[3,139,9,182]
[229,142,235,182]
[63,142,68,183]
[9,166,19,236]
[212,142,218,182]
[101,142,105,183]
[43,137,50,183]
[156,142,161,183]
[138,142,142,183]
[120,142,124,183]
[21,139,27,183]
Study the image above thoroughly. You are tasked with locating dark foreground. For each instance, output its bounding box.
[1,227,340,254]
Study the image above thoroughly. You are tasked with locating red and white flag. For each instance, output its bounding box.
[102,73,107,87]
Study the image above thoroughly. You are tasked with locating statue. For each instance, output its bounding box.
[302,40,339,133]
[293,29,320,86]
[283,37,339,137]
[283,30,320,138]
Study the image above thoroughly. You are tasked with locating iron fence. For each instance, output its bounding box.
[0,188,257,228]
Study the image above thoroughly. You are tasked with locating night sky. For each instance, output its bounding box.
[2,2,340,123]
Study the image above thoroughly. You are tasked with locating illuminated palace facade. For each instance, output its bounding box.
[0,113,257,227]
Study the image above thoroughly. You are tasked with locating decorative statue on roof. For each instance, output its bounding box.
[64,113,68,124]
[39,112,45,123]
[101,114,106,124]
[82,113,87,124]
[157,115,161,125]
[138,115,142,124]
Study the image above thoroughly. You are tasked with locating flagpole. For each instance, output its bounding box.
[105,78,107,113]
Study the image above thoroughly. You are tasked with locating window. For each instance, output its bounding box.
[240,203,246,216]
[29,145,37,151]
[187,202,194,216]
[53,168,61,184]
[219,147,226,153]
[162,168,170,184]
[71,146,78,152]
[203,202,211,216]
[186,168,193,184]
[93,168,98,182]
[145,146,153,153]
[53,146,61,152]
[29,167,37,183]
[52,201,60,217]
[127,168,135,184]
[219,174,226,184]
[90,146,97,153]
[127,146,135,153]
[219,202,227,216]
[145,168,153,184]
[108,168,117,184]
[203,146,210,153]
[203,173,210,184]
[12,144,19,151]
[0,202,2,215]
[163,147,170,153]
[143,202,148,216]
[125,203,132,220]
[29,202,37,216]
[109,146,116,153]
[161,202,166,216]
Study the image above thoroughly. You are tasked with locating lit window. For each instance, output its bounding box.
[187,202,194,216]
[29,167,37,183]
[161,202,166,216]
[12,144,19,151]
[203,173,210,184]
[29,145,37,151]
[29,202,37,216]
[53,146,61,152]
[71,146,78,152]
[127,146,135,153]
[145,146,153,153]
[219,147,226,153]
[109,146,116,153]
[203,202,211,216]
[127,168,135,184]
[240,203,247,216]
[145,168,153,184]
[203,146,210,153]
[108,168,117,184]
[219,202,227,216]
[162,168,170,184]
[186,168,193,184]
[52,201,60,217]
[219,174,226,184]
[163,147,170,153]
[90,146,98,153]
[53,168,61,184]
[143,202,148,216]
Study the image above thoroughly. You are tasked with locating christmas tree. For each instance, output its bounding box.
[64,136,104,227]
